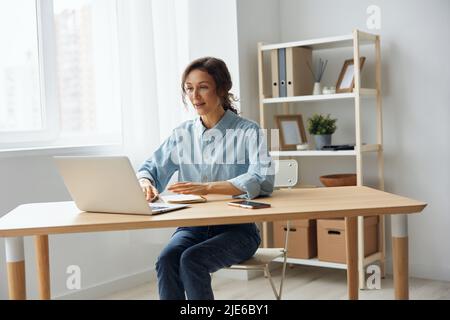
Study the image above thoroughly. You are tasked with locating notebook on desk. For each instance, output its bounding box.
[161,194,207,204]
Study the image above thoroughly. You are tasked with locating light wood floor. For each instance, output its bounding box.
[101,265,450,300]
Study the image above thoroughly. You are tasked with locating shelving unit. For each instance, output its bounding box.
[257,29,384,290]
[263,89,376,104]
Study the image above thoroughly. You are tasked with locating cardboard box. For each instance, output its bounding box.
[317,216,379,264]
[273,219,317,259]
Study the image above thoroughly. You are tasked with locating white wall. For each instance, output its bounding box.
[236,0,281,122]
[188,0,241,110]
[277,0,450,281]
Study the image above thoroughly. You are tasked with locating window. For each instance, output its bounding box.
[0,1,42,132]
[0,0,122,150]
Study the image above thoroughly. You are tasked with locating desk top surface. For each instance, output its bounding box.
[0,186,426,237]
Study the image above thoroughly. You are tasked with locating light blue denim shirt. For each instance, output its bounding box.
[137,110,274,199]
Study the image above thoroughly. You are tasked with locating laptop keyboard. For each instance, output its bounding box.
[149,204,168,210]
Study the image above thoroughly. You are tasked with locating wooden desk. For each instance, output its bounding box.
[0,186,426,300]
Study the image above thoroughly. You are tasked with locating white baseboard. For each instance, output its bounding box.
[55,268,156,300]
[54,262,284,299]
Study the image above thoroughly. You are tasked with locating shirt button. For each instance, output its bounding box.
[201,175,208,182]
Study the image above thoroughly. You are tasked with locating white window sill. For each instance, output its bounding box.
[0,143,124,158]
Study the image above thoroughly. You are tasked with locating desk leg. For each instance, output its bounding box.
[35,235,51,300]
[391,214,409,300]
[345,216,358,300]
[262,222,268,248]
[5,237,26,300]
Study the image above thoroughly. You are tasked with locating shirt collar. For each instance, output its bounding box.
[195,109,238,135]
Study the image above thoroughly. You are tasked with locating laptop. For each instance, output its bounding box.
[54,156,188,215]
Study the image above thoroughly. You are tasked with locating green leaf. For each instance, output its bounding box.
[307,113,337,135]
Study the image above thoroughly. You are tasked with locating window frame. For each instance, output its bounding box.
[0,0,123,153]
[0,0,60,148]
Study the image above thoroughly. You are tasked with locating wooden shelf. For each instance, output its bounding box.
[273,257,347,270]
[270,150,356,157]
[261,31,376,51]
[270,144,382,157]
[273,252,383,270]
[263,89,376,104]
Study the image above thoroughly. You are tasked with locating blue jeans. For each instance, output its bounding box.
[155,223,261,300]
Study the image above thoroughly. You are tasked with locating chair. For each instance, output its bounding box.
[226,159,298,300]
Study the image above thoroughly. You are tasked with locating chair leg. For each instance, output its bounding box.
[278,258,288,300]
[264,265,280,300]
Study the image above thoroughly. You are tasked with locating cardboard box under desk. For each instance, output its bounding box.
[273,220,317,259]
[317,216,379,264]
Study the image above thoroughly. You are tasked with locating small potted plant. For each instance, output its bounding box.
[307,113,337,150]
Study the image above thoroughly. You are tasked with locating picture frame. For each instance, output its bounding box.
[336,57,366,93]
[275,114,307,151]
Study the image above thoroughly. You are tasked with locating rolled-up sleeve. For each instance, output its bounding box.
[137,132,179,193]
[228,169,274,199]
[227,127,274,199]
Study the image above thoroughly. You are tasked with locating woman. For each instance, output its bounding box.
[137,57,274,300]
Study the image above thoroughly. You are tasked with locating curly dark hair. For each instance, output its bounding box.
[181,57,239,114]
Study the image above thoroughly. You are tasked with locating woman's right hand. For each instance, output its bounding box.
[139,178,159,202]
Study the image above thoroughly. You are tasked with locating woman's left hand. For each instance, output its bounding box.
[167,182,209,195]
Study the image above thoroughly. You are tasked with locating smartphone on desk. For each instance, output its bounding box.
[227,200,271,209]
